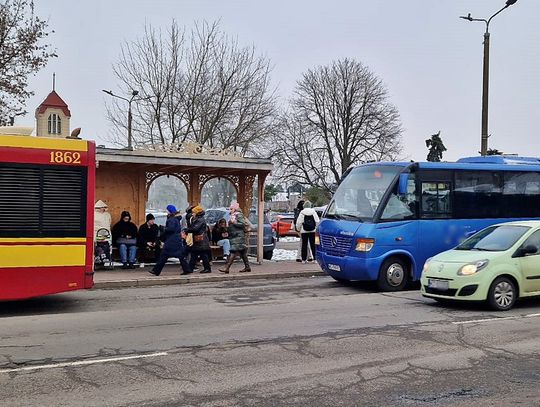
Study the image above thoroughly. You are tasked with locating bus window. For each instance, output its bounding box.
[421,182,451,218]
[503,172,540,217]
[326,165,403,221]
[454,171,503,218]
[381,176,417,221]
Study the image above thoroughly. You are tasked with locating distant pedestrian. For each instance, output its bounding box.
[149,205,191,276]
[292,200,313,262]
[295,200,320,263]
[219,202,251,274]
[184,205,212,274]
[112,211,138,269]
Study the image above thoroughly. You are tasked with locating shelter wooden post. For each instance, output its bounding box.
[257,173,267,264]
[189,172,200,206]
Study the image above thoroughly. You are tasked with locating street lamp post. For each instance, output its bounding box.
[460,0,518,156]
[102,89,145,150]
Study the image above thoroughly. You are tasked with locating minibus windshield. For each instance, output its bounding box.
[326,165,402,221]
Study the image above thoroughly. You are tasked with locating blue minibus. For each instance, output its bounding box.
[316,156,540,291]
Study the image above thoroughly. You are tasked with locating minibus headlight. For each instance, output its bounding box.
[315,233,320,246]
[458,260,489,276]
[423,257,432,273]
[355,238,374,252]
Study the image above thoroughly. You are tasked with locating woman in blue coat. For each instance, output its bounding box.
[149,205,191,276]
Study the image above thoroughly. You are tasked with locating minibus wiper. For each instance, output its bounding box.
[338,214,364,222]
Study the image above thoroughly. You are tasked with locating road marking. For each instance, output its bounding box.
[453,313,540,325]
[0,352,168,374]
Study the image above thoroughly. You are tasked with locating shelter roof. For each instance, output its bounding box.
[96,147,273,175]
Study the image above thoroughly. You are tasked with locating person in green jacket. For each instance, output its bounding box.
[219,202,251,274]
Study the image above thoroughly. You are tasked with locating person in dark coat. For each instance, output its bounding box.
[212,218,230,258]
[138,213,160,263]
[219,202,251,274]
[112,210,138,269]
[149,205,191,276]
[183,205,211,274]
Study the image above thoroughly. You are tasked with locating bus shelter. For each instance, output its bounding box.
[94,143,272,262]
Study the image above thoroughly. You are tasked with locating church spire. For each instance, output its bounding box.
[52,72,56,91]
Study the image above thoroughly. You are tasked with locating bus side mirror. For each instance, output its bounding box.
[398,174,409,195]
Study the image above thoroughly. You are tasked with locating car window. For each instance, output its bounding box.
[456,225,530,252]
[205,210,226,225]
[520,230,540,255]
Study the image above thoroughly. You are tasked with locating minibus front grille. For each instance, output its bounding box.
[320,234,352,256]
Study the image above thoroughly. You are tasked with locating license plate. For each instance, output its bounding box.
[428,279,449,291]
[328,264,341,272]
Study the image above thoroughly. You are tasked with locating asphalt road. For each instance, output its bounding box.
[0,277,539,407]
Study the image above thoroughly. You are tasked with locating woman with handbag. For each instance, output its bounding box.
[112,211,138,269]
[219,202,251,274]
[183,205,212,274]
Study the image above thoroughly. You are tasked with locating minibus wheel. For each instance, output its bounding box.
[377,257,408,291]
[487,276,517,311]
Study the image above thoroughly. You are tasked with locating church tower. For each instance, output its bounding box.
[35,76,71,138]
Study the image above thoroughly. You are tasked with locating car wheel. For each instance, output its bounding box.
[263,250,273,260]
[488,277,517,311]
[377,257,408,292]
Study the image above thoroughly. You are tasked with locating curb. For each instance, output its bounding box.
[92,270,327,290]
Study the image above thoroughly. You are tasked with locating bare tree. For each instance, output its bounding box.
[107,21,277,154]
[0,0,56,123]
[271,58,402,191]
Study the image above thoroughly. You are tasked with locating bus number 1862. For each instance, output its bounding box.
[49,151,82,164]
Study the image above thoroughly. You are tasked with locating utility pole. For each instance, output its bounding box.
[460,0,518,156]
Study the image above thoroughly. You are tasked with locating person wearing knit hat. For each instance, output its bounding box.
[138,213,160,264]
[111,211,139,269]
[219,201,251,274]
[149,205,192,276]
[183,204,212,274]
[94,200,112,238]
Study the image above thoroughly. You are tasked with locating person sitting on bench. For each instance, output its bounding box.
[211,218,230,259]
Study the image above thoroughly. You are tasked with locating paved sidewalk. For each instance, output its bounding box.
[93,260,325,289]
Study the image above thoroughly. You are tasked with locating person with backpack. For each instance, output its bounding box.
[295,200,320,263]
[292,200,314,262]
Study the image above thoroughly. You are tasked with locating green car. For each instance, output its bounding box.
[421,221,540,310]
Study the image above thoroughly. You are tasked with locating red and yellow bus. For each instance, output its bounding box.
[0,130,95,300]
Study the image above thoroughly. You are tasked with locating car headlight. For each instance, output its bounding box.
[423,257,432,273]
[355,238,374,252]
[457,260,489,276]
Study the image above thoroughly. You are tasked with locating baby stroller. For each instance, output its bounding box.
[94,228,113,269]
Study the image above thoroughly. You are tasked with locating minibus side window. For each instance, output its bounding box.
[420,182,452,219]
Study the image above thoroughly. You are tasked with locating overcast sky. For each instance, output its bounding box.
[22,0,540,162]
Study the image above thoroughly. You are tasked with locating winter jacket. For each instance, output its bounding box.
[161,215,183,253]
[228,212,247,252]
[295,208,320,234]
[184,213,210,252]
[94,201,112,237]
[212,223,229,244]
[138,222,159,247]
[112,219,138,246]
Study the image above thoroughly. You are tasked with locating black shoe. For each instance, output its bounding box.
[200,269,212,274]
[180,271,193,275]
[296,259,302,263]
[128,263,135,269]
[148,270,158,276]
[122,263,129,269]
